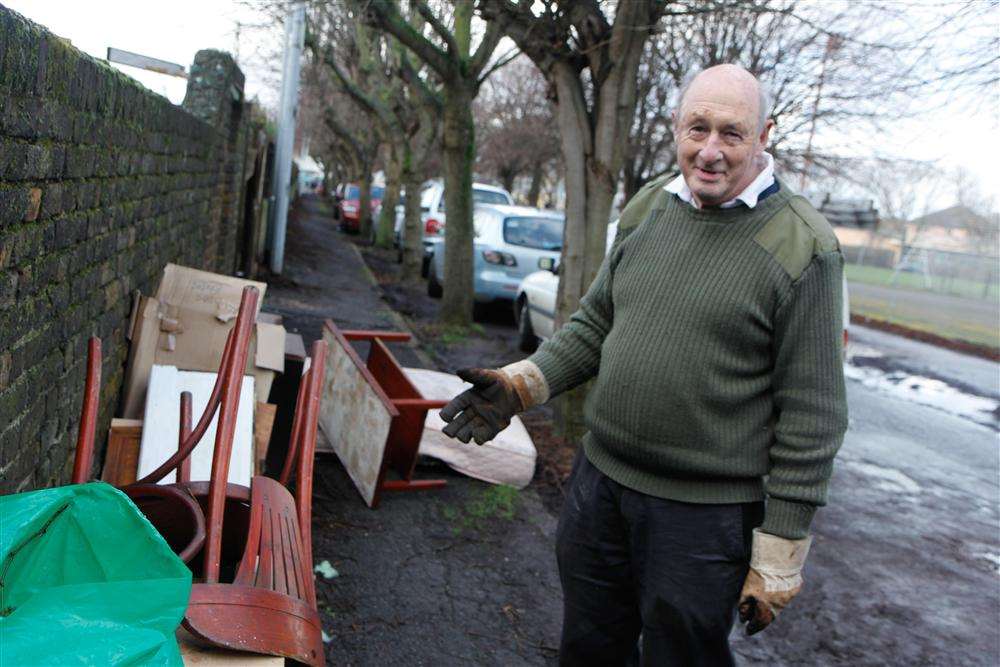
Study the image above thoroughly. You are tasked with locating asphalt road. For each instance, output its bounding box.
[731,325,999,664]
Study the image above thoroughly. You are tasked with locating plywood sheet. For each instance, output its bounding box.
[137,365,255,486]
[319,327,394,507]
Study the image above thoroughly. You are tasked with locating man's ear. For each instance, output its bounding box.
[758,118,775,149]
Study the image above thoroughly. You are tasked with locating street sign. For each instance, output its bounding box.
[106,47,187,78]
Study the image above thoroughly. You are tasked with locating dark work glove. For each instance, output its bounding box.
[440,368,525,445]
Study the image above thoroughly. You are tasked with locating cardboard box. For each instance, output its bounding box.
[121,264,285,418]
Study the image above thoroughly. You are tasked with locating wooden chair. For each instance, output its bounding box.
[320,320,447,508]
[72,287,328,665]
[182,338,327,666]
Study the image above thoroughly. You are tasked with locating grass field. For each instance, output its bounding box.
[847,281,1000,350]
[845,264,997,301]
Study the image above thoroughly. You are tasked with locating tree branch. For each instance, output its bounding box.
[413,0,460,55]
[476,46,522,86]
[361,0,454,78]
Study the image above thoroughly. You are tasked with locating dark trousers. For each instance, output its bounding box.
[556,453,763,667]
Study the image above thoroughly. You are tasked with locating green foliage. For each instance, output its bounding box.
[442,485,520,534]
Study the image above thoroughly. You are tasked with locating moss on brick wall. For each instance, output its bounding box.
[0,8,251,492]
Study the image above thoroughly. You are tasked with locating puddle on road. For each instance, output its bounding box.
[846,460,922,495]
[845,355,999,430]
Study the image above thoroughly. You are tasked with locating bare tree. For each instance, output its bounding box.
[474,57,560,204]
[306,4,442,279]
[480,0,666,438]
[358,0,512,325]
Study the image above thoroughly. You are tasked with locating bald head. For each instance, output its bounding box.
[671,64,775,208]
[678,65,771,133]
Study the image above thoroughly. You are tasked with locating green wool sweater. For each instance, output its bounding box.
[530,177,848,539]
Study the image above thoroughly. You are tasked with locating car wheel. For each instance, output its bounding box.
[421,254,431,278]
[427,264,443,298]
[516,298,539,353]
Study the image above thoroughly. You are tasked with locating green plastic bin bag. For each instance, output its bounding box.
[0,483,192,666]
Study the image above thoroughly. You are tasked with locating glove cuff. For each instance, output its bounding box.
[499,359,550,409]
[750,528,811,591]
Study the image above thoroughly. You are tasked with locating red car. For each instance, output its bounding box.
[334,183,384,233]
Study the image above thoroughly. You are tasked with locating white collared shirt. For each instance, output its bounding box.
[664,152,775,209]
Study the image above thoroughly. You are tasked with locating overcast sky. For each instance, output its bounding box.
[5,0,998,212]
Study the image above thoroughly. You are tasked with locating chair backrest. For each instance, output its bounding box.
[198,286,259,582]
[71,286,259,582]
[71,338,103,485]
[276,339,327,592]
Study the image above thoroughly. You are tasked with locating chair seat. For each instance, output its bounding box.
[181,476,323,666]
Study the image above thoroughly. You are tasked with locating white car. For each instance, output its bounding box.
[394,180,514,266]
[426,206,564,316]
[514,219,850,352]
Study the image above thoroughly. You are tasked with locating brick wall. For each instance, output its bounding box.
[0,8,254,492]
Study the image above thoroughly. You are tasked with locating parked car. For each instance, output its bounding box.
[513,220,851,352]
[334,183,384,233]
[394,180,514,269]
[514,220,617,351]
[425,205,564,315]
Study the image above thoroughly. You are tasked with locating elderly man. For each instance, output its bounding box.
[441,64,847,665]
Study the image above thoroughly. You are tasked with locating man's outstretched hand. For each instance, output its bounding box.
[440,368,524,445]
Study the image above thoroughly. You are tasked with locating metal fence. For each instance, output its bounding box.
[844,243,1000,300]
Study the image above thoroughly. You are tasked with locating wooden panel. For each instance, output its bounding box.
[101,419,143,486]
[254,403,277,476]
[319,324,394,507]
[138,365,255,486]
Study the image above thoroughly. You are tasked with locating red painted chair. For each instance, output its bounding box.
[181,337,327,666]
[72,287,328,665]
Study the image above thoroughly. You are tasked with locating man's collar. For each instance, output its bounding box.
[664,152,775,209]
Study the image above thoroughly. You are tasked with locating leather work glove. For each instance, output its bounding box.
[440,361,549,445]
[738,528,812,635]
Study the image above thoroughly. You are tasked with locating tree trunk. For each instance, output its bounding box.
[376,146,402,248]
[499,168,516,196]
[439,84,476,325]
[528,159,545,207]
[401,149,425,282]
[547,28,645,440]
[358,166,373,243]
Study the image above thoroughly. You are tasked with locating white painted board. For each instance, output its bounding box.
[137,365,255,486]
[403,367,536,489]
[319,328,393,507]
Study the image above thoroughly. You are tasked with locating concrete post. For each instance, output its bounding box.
[269,2,306,274]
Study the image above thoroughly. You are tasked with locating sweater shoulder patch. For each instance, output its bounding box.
[618,173,674,233]
[753,196,839,280]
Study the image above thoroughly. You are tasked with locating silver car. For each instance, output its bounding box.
[426,205,564,312]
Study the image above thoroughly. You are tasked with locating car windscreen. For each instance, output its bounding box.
[346,185,360,199]
[372,186,385,199]
[473,189,512,205]
[502,216,563,251]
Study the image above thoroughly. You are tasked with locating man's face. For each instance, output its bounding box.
[674,78,773,207]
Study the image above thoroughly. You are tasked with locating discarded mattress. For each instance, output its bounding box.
[403,367,536,489]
